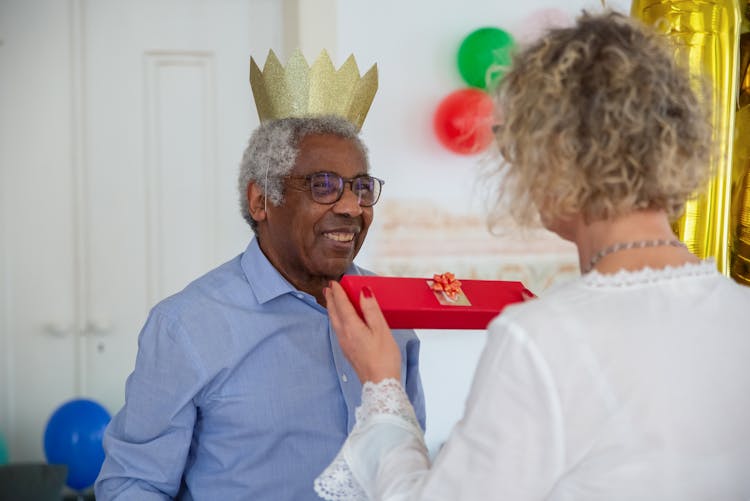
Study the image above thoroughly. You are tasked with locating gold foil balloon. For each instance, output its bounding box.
[631,0,742,275]
[731,3,750,284]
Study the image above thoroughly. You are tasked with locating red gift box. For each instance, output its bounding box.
[339,274,533,330]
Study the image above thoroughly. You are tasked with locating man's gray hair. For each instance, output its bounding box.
[238,115,370,233]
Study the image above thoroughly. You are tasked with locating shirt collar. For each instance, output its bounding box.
[241,237,366,305]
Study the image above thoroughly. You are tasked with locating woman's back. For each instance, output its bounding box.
[496,261,750,499]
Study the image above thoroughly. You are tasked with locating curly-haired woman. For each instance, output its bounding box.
[315,10,750,501]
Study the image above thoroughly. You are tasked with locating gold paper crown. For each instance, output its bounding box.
[249,49,378,131]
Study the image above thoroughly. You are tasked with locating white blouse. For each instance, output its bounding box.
[315,261,750,500]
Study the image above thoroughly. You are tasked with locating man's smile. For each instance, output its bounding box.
[323,231,356,243]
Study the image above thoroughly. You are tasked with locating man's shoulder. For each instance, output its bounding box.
[142,252,292,353]
[151,254,251,317]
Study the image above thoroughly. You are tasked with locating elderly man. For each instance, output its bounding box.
[95,51,425,500]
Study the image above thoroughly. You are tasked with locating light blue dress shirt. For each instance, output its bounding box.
[95,238,425,500]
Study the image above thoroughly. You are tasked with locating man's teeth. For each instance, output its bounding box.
[324,232,355,242]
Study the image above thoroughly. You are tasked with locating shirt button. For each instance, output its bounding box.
[341,374,348,382]
[295,293,303,299]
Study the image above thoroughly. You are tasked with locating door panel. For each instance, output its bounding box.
[82,0,282,416]
[0,0,283,461]
[0,0,79,461]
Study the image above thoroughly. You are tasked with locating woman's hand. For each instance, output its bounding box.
[324,281,402,384]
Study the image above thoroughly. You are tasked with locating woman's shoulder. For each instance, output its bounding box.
[499,259,734,321]
[492,277,591,326]
[579,259,721,289]
[486,258,748,356]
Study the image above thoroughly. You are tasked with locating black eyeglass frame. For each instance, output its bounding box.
[286,171,385,207]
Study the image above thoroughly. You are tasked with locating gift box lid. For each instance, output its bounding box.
[339,274,533,330]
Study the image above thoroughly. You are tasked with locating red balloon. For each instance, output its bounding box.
[433,88,495,155]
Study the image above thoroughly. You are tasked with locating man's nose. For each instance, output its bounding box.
[332,183,364,217]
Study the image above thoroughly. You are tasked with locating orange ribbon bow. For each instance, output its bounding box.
[431,272,462,300]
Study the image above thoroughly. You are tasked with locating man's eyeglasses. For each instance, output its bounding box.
[287,172,384,207]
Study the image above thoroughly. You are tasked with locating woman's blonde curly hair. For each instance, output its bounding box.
[487,10,713,230]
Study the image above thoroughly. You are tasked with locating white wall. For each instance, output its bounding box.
[337,0,629,224]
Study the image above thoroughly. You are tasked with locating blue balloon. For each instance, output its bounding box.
[43,398,111,491]
[0,431,9,464]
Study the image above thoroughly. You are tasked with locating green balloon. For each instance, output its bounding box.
[457,27,515,89]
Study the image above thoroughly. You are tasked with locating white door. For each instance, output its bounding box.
[1,0,284,461]
[0,0,81,463]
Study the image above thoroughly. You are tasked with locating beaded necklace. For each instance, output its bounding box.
[582,238,686,274]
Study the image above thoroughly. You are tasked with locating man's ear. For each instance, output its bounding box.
[247,182,268,223]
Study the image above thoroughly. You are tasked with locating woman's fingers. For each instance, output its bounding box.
[358,286,391,336]
[324,283,343,332]
[354,285,401,382]
[327,281,366,333]
[325,281,402,383]
[325,281,371,358]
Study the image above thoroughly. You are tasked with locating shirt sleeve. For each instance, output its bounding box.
[315,316,566,501]
[402,334,426,432]
[95,308,204,500]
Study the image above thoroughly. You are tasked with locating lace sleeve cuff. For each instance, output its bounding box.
[314,378,424,501]
[355,378,422,433]
[314,453,369,501]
